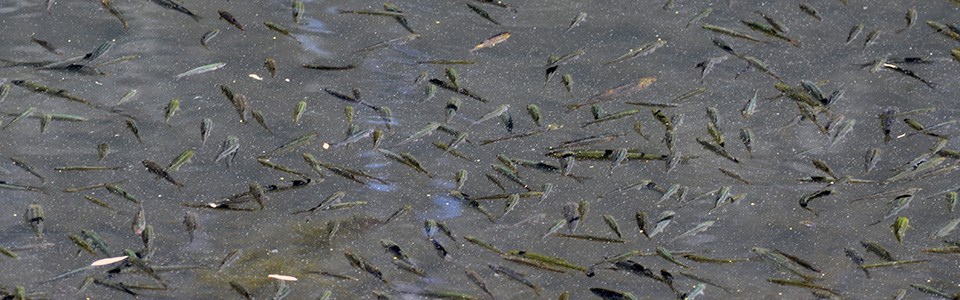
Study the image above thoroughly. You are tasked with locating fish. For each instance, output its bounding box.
[863,29,881,50]
[686,8,712,29]
[264,58,278,78]
[175,62,226,79]
[165,99,180,122]
[473,104,509,124]
[467,3,500,25]
[566,12,587,32]
[264,22,300,43]
[470,32,511,53]
[742,56,781,80]
[799,3,822,21]
[846,23,864,45]
[489,264,542,295]
[752,247,821,280]
[100,0,128,29]
[142,160,184,188]
[566,77,656,111]
[932,217,960,239]
[740,20,800,47]
[218,10,245,31]
[647,211,675,238]
[200,118,212,147]
[892,217,910,243]
[742,90,759,117]
[200,30,220,49]
[215,136,240,166]
[702,24,764,43]
[125,118,143,144]
[897,8,917,33]
[131,204,146,236]
[31,37,63,55]
[465,270,495,299]
[669,221,715,243]
[383,3,415,33]
[25,204,44,238]
[605,39,666,65]
[183,211,199,243]
[292,1,305,24]
[696,55,729,82]
[148,0,201,22]
[589,287,637,300]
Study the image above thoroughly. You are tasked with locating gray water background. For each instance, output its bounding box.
[1,0,959,299]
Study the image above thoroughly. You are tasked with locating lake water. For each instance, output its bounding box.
[1,0,959,299]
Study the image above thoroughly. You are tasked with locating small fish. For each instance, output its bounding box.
[474,104,510,124]
[100,0,128,29]
[845,23,864,45]
[605,39,666,65]
[264,22,299,42]
[31,37,63,55]
[164,99,180,122]
[465,270,495,299]
[670,221,714,243]
[702,24,764,43]
[896,8,916,33]
[124,118,142,144]
[740,127,753,156]
[742,56,781,80]
[489,264,542,295]
[863,29,881,50]
[215,136,240,166]
[696,55,729,82]
[175,62,226,79]
[384,3,414,33]
[251,110,272,134]
[264,58,278,78]
[686,8,712,29]
[183,211,200,243]
[293,100,306,124]
[218,10,244,30]
[799,3,822,21]
[149,0,201,22]
[200,29,220,49]
[470,32,511,53]
[292,1,305,24]
[467,3,500,25]
[25,204,44,238]
[589,288,637,300]
[932,217,960,239]
[165,149,195,173]
[648,210,675,238]
[131,204,146,236]
[566,12,587,32]
[892,217,910,244]
[742,90,759,117]
[199,118,213,147]
[755,10,789,33]
[143,160,184,187]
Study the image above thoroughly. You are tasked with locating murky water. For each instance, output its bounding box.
[2,0,960,299]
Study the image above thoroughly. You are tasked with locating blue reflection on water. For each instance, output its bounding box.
[366,182,394,192]
[300,17,331,34]
[297,35,331,57]
[429,193,463,220]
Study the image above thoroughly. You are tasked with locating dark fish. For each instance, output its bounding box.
[149,0,201,22]
[183,211,199,243]
[31,37,63,55]
[217,10,244,31]
[142,160,185,188]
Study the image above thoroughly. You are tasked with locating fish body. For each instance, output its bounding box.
[143,160,184,187]
[149,0,201,21]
